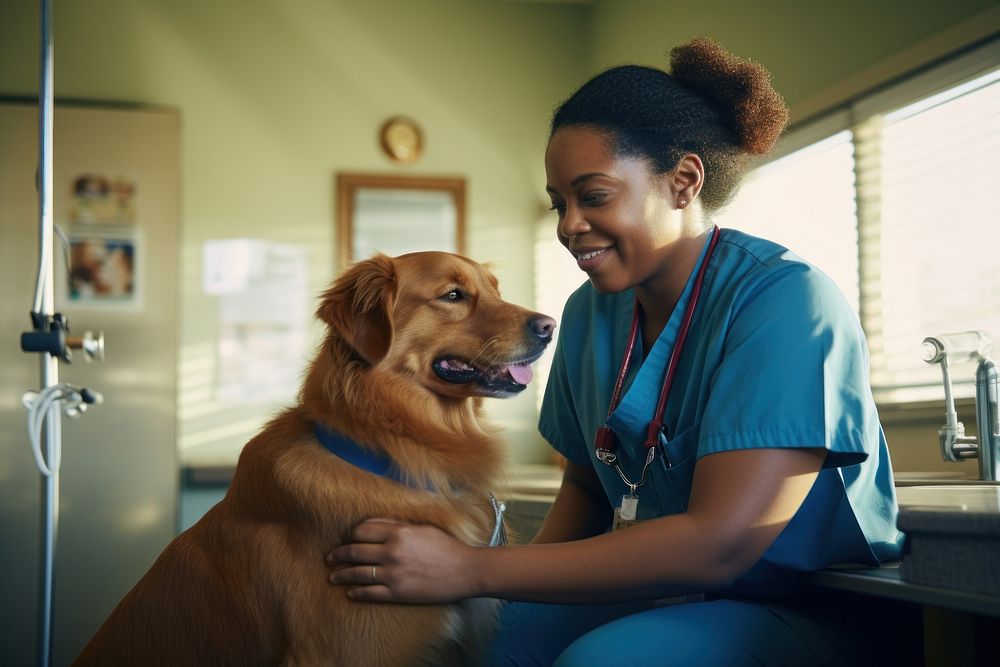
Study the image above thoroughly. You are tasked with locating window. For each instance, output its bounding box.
[861,68,1000,403]
[726,41,1000,404]
[713,130,860,313]
[534,215,586,411]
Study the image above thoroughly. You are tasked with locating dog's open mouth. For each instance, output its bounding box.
[433,352,542,396]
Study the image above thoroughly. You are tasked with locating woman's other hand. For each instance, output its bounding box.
[328,519,480,603]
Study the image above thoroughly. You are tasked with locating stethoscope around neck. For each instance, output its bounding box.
[594,225,721,494]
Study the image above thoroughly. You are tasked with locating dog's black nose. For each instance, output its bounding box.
[529,315,557,339]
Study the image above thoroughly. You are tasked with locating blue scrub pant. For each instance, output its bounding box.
[487,597,872,666]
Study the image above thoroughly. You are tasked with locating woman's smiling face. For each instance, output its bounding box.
[544,125,684,295]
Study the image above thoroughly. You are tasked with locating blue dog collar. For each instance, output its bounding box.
[314,423,412,486]
[313,423,506,547]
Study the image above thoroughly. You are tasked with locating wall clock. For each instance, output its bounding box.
[379,116,423,164]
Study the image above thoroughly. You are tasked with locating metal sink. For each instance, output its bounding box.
[896,484,1000,512]
[895,483,1000,595]
[893,471,984,487]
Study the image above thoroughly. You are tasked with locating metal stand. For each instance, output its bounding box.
[14,0,64,663]
[36,2,58,665]
[19,6,107,664]
[17,5,108,664]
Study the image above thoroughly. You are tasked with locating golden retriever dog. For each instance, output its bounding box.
[74,251,556,666]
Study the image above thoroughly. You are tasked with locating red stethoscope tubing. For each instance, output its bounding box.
[595,225,721,462]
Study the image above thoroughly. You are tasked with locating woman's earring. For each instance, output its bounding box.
[678,197,687,208]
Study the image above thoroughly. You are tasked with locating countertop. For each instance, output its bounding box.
[807,563,1000,618]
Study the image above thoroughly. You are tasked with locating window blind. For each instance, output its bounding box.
[713,130,860,314]
[534,215,586,411]
[860,69,1000,403]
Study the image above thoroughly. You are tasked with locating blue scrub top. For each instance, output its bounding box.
[539,228,904,597]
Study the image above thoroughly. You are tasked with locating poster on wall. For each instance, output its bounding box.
[59,171,143,309]
[65,231,141,308]
[68,173,137,225]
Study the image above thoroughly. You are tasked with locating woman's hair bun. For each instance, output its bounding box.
[669,37,789,155]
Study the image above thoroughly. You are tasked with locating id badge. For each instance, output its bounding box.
[612,494,640,531]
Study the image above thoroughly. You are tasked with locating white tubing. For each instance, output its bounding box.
[23,384,82,477]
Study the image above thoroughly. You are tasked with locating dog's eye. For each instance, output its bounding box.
[440,289,465,302]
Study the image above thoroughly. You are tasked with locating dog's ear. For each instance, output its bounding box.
[317,254,397,365]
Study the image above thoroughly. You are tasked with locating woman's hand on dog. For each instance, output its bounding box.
[328,519,480,603]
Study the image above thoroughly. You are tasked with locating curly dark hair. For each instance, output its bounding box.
[550,37,789,211]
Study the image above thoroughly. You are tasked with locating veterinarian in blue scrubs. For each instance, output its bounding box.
[331,37,903,666]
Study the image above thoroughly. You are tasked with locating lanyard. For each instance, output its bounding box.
[594,225,721,488]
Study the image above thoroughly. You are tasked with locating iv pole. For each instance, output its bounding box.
[35,1,59,664]
[17,0,106,661]
[20,3,105,663]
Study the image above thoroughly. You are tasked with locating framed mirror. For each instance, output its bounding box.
[335,173,466,271]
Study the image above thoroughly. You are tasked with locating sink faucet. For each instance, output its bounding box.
[923,331,1000,481]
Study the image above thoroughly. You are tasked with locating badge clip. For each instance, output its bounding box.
[612,486,641,531]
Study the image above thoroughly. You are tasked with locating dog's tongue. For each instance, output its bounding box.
[506,363,533,385]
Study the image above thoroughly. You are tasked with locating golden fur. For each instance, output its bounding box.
[74,251,554,666]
